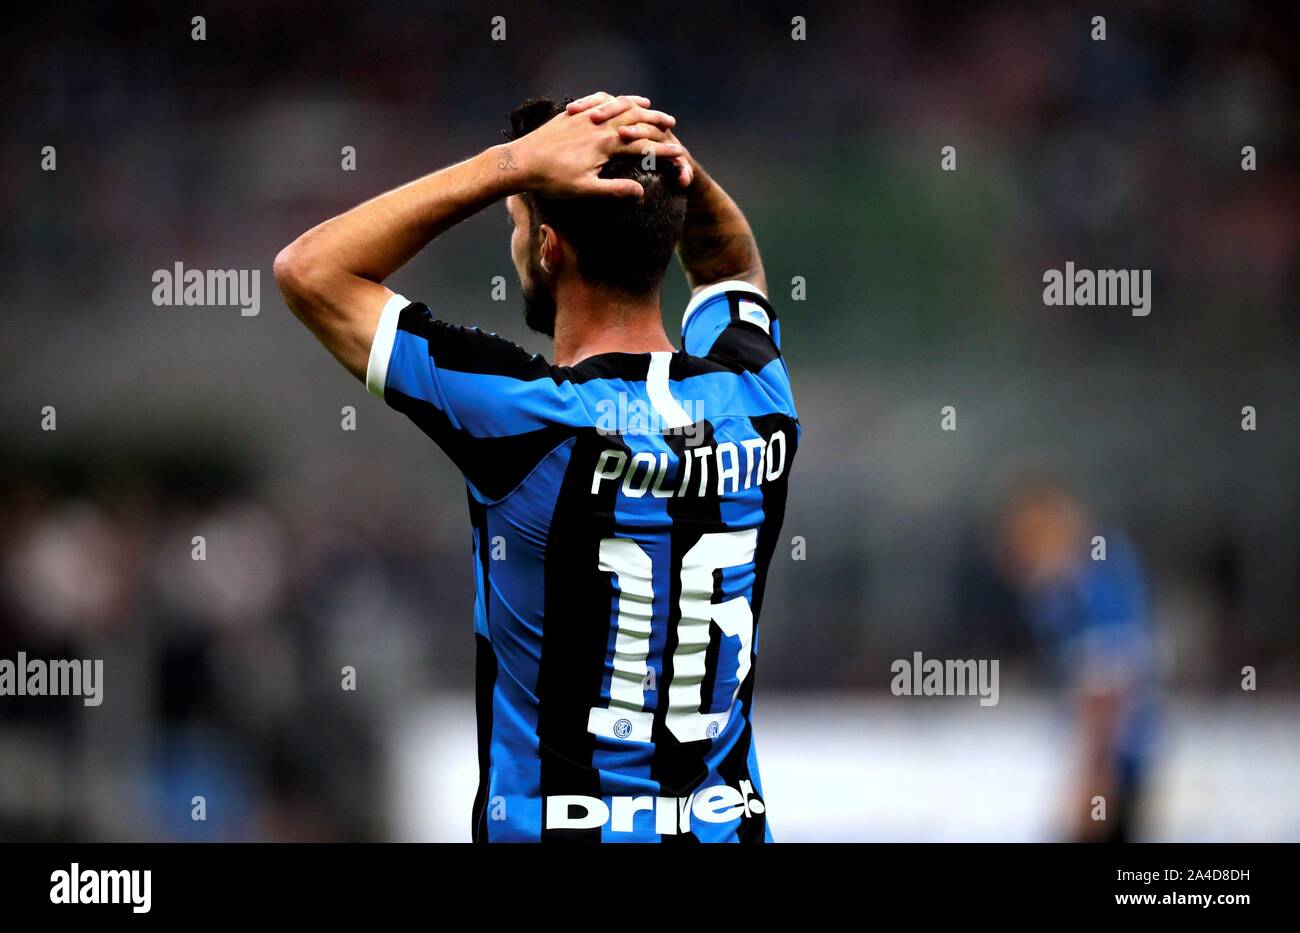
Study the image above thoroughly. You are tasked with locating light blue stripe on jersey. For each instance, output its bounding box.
[676,367,798,422]
[480,440,577,841]
[386,328,454,415]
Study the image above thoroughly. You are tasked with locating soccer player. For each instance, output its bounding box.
[274,93,798,842]
[999,480,1159,842]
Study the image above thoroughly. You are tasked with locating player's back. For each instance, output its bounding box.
[366,280,798,842]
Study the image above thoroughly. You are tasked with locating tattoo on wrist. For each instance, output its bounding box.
[497,148,519,171]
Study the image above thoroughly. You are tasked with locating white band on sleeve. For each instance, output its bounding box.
[366,292,409,399]
[681,279,767,331]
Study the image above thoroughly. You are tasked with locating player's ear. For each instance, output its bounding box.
[538,223,562,275]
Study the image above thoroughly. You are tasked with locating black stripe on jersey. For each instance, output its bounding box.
[666,352,742,381]
[399,306,556,380]
[557,352,651,384]
[711,412,798,843]
[386,388,576,501]
[556,337,782,384]
[743,413,797,623]
[651,423,729,843]
[536,429,628,843]
[565,351,740,384]
[699,290,782,374]
[559,353,780,389]
[401,305,680,387]
[469,490,493,610]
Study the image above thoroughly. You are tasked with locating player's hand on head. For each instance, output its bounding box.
[612,122,694,189]
[576,95,676,133]
[565,91,652,116]
[568,92,693,190]
[512,97,686,199]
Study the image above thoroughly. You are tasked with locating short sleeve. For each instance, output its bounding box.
[365,294,575,500]
[1072,537,1152,690]
[681,279,782,367]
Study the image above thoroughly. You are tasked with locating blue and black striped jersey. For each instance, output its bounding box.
[366,280,799,842]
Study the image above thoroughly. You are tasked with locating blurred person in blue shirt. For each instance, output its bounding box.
[999,479,1159,842]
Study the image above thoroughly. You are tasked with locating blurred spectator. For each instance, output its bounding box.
[998,477,1160,842]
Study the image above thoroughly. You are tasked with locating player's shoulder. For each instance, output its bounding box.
[666,350,797,428]
[683,279,777,335]
[393,301,553,381]
[680,280,784,378]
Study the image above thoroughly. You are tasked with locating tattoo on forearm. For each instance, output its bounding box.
[678,207,760,285]
[497,148,519,171]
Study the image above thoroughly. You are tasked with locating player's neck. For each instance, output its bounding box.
[551,280,674,367]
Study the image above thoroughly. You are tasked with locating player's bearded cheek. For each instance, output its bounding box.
[521,256,557,337]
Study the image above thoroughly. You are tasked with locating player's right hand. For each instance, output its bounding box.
[568,93,694,189]
[511,93,684,199]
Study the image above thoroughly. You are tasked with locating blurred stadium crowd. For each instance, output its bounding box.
[1,1,1297,840]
